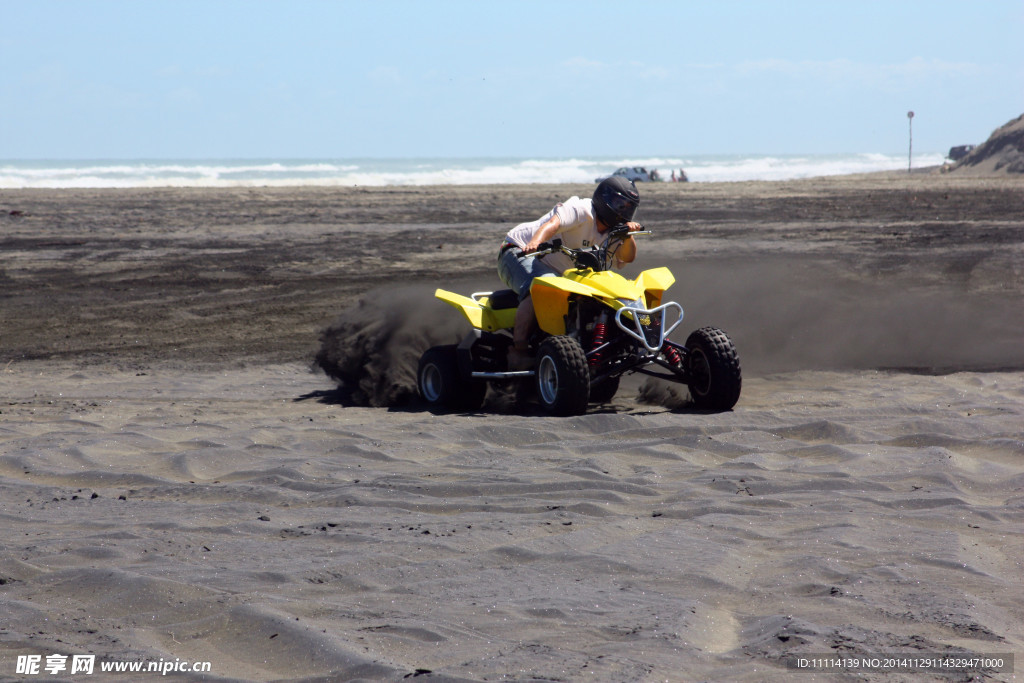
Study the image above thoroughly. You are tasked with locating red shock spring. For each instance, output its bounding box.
[663,343,682,365]
[589,322,608,367]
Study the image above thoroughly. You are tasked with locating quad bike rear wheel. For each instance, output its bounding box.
[417,345,487,411]
[685,327,741,411]
[535,336,590,416]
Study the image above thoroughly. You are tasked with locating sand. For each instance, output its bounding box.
[1,175,1022,681]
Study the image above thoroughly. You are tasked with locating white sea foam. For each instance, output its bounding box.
[0,153,946,189]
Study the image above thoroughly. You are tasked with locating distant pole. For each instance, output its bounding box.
[907,111,914,172]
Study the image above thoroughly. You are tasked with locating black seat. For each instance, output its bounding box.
[485,289,519,310]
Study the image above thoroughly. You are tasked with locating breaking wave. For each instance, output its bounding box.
[0,153,947,188]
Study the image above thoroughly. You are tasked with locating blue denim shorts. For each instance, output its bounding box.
[497,244,558,301]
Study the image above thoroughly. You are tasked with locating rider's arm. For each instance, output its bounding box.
[613,222,643,266]
[616,236,637,264]
[523,215,562,254]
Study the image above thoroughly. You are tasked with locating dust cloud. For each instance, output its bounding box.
[316,255,1022,408]
[315,282,480,407]
[661,255,1023,375]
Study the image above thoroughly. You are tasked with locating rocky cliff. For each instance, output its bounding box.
[952,113,1024,174]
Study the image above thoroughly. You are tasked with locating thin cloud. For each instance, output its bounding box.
[367,65,403,85]
[735,57,984,84]
[561,56,674,82]
[562,57,606,70]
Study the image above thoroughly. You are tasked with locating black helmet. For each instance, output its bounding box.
[593,176,640,229]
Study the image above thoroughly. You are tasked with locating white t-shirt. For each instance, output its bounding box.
[505,196,624,274]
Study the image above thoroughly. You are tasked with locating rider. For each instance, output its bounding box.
[497,176,643,368]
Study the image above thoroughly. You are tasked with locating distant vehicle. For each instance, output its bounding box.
[595,166,661,183]
[947,145,975,161]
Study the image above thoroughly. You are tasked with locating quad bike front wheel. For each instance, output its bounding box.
[535,336,590,416]
[685,327,741,411]
[417,345,487,411]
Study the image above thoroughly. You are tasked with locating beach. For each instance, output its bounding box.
[1,175,1022,681]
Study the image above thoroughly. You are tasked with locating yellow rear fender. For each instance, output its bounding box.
[434,289,516,332]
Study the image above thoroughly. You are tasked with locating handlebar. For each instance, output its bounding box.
[533,238,564,256]
[534,225,650,253]
[532,225,651,271]
[608,222,649,240]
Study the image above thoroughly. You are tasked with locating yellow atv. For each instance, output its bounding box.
[418,227,741,415]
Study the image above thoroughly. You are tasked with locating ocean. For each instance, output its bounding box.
[0,153,946,189]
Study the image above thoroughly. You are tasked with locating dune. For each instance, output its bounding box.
[951,112,1024,175]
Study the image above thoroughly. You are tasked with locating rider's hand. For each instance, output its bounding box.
[613,222,641,265]
[609,222,643,239]
[523,215,561,254]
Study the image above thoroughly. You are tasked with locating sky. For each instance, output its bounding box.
[2,0,1022,159]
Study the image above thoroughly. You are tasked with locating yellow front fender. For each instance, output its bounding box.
[635,267,675,307]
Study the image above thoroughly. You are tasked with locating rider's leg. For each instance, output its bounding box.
[512,295,536,349]
[507,297,536,370]
[497,247,554,369]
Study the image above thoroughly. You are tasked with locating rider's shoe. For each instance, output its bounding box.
[507,347,535,371]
